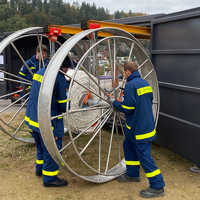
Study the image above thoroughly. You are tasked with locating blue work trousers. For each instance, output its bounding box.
[123,133,165,189]
[31,131,62,184]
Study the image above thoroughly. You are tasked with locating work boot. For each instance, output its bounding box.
[190,166,200,173]
[43,177,68,187]
[36,171,42,177]
[140,187,164,198]
[117,174,140,182]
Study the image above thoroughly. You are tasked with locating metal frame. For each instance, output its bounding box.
[38,27,159,183]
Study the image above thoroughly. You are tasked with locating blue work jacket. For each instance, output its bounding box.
[18,55,49,81]
[25,68,69,137]
[113,70,156,142]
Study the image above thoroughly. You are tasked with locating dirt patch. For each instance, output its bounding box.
[0,131,199,200]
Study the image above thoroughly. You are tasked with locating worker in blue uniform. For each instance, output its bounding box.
[14,44,49,102]
[112,61,165,198]
[25,57,72,187]
[18,44,49,81]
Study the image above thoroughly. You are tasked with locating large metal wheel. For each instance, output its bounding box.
[38,27,160,183]
[0,27,64,143]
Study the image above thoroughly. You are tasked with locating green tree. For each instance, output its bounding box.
[25,10,50,26]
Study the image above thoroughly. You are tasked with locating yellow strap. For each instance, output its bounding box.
[19,71,26,76]
[137,86,152,96]
[33,73,43,83]
[30,66,36,69]
[42,170,59,176]
[36,160,44,165]
[57,98,71,103]
[126,123,131,130]
[125,160,140,166]
[25,116,39,128]
[135,129,156,140]
[146,169,161,178]
[121,105,135,110]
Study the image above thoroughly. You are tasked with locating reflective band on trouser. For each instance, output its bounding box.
[146,169,161,178]
[30,66,36,69]
[125,160,140,165]
[126,123,131,130]
[137,86,152,96]
[25,116,39,128]
[42,170,59,176]
[36,160,44,165]
[33,73,43,83]
[135,129,156,140]
[25,116,54,130]
[57,98,71,103]
[121,105,135,110]
[19,72,26,76]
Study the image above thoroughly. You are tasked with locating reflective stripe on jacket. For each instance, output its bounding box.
[25,68,69,137]
[18,55,49,81]
[113,70,156,142]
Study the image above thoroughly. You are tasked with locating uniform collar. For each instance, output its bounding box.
[127,70,141,82]
[30,55,39,64]
[30,55,48,67]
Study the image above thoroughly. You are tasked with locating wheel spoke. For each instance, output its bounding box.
[10,42,33,76]
[110,77,126,96]
[80,65,109,98]
[59,108,112,153]
[91,39,97,76]
[98,130,102,172]
[37,36,41,69]
[37,35,45,68]
[60,70,111,105]
[7,97,29,125]
[0,92,29,114]
[51,105,110,120]
[144,69,154,79]
[0,89,23,100]
[3,77,31,85]
[105,112,116,173]
[13,119,25,137]
[79,109,112,156]
[128,42,134,61]
[112,38,118,98]
[118,114,125,137]
[0,118,26,132]
[107,39,113,69]
[138,59,149,71]
[92,109,112,134]
[0,69,31,83]
[115,114,122,161]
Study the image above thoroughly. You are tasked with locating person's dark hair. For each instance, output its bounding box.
[124,61,138,73]
[36,44,48,53]
[61,56,72,69]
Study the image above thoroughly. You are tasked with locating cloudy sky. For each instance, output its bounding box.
[69,0,200,14]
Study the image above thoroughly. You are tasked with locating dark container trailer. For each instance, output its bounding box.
[151,8,200,166]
